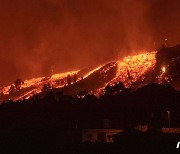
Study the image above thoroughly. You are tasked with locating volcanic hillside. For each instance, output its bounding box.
[0,45,180,101]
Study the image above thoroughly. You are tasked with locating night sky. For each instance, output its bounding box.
[0,0,180,86]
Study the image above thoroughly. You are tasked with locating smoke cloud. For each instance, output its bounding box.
[0,0,180,86]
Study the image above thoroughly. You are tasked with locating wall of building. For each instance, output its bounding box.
[82,129,122,143]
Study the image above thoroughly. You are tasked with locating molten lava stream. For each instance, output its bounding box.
[95,51,156,96]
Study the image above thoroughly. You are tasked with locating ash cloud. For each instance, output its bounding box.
[0,0,180,86]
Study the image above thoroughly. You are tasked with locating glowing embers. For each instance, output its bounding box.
[112,51,156,88]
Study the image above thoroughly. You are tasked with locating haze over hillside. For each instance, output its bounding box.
[0,0,180,86]
[0,44,180,102]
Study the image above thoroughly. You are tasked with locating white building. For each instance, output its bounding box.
[82,129,122,143]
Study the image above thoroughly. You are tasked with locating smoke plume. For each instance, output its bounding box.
[0,0,180,86]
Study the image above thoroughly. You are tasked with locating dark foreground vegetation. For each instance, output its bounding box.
[0,83,180,153]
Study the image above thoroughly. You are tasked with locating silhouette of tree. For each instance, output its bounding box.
[0,91,4,97]
[77,90,88,98]
[105,84,113,96]
[105,82,126,96]
[42,84,48,91]
[47,83,51,89]
[14,79,22,91]
[73,74,77,83]
[67,75,71,86]
[117,81,126,92]
[9,84,15,94]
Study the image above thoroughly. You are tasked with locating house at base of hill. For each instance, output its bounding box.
[82,129,123,143]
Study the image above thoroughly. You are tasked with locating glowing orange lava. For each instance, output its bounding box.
[0,51,157,101]
[0,70,80,100]
[94,51,156,96]
[83,66,102,79]
[113,51,156,88]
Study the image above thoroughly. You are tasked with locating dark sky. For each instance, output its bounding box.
[0,0,180,86]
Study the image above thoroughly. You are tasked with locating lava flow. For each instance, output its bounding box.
[0,70,80,100]
[112,51,156,88]
[93,51,156,95]
[0,51,157,101]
